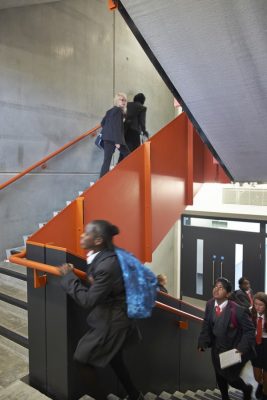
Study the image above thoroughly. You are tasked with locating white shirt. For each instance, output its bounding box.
[86,251,100,265]
[257,313,267,339]
[214,299,228,313]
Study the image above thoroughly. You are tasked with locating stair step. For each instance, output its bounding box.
[6,246,25,259]
[53,210,59,217]
[66,200,71,206]
[0,380,49,399]
[0,300,28,339]
[185,390,198,398]
[0,335,28,389]
[158,392,172,399]
[0,273,27,303]
[171,391,185,399]
[38,222,46,229]
[145,393,157,400]
[0,262,27,281]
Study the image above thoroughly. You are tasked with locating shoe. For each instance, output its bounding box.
[243,384,253,400]
[255,384,263,399]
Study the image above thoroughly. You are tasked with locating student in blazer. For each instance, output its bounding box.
[198,277,255,400]
[59,220,143,400]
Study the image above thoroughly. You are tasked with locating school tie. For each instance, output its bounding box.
[215,305,221,316]
[256,317,263,345]
[247,291,253,306]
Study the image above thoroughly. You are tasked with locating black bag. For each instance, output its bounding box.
[95,133,104,150]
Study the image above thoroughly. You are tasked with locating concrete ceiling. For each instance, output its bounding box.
[0,0,60,10]
[120,0,267,183]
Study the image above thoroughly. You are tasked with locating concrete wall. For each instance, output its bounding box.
[146,220,181,297]
[0,0,174,260]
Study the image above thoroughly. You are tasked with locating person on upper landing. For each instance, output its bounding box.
[99,92,130,178]
[230,277,254,310]
[123,93,149,153]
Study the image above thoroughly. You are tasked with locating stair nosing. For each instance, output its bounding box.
[0,324,28,349]
[0,267,27,281]
[0,292,28,310]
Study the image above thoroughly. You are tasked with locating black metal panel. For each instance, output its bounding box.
[125,307,181,395]
[26,243,47,393]
[179,319,215,392]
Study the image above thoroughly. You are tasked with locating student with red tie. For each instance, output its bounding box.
[198,278,255,400]
[251,292,267,400]
[230,277,254,310]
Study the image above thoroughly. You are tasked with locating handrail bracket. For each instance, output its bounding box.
[34,269,47,288]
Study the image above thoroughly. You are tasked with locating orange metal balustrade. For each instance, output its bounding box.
[0,125,100,191]
[10,249,203,323]
[9,113,229,282]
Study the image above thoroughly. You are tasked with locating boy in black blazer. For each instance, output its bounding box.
[198,278,255,400]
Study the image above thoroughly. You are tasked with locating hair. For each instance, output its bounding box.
[215,277,232,293]
[238,276,249,286]
[114,92,127,105]
[157,274,167,284]
[133,93,146,105]
[251,292,267,331]
[87,220,119,250]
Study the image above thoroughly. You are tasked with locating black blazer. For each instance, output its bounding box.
[125,101,147,134]
[60,249,137,367]
[231,289,253,309]
[198,299,255,380]
[101,106,126,145]
[198,299,255,354]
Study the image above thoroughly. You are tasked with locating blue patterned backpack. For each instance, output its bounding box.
[115,248,158,319]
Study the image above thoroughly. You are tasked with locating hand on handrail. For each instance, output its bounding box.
[58,263,74,276]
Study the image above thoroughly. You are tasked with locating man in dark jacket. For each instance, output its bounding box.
[198,277,255,400]
[124,93,149,153]
[230,277,254,310]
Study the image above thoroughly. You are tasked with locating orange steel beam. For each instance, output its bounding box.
[186,118,194,205]
[143,142,152,261]
[0,125,100,191]
[108,0,117,10]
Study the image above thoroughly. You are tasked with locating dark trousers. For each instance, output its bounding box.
[215,370,250,399]
[110,348,139,400]
[100,140,130,178]
[118,129,140,163]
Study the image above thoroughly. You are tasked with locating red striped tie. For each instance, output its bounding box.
[215,305,221,316]
[256,317,263,345]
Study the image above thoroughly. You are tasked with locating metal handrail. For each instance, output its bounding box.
[9,250,203,323]
[0,125,100,191]
[158,290,205,313]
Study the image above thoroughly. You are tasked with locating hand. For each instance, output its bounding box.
[115,144,120,149]
[143,131,149,138]
[58,263,74,276]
